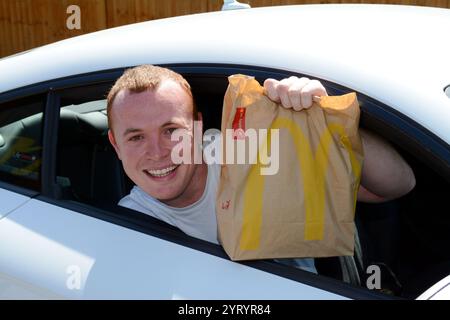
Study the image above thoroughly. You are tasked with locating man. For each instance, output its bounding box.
[107,65,416,273]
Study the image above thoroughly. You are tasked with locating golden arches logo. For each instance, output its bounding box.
[240,117,362,251]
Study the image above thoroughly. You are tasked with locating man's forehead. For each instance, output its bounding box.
[110,86,193,128]
[113,88,153,106]
[114,80,189,106]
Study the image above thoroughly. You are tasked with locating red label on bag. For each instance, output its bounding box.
[232,107,246,140]
[221,200,231,210]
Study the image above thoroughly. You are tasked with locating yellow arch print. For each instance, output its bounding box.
[240,117,361,251]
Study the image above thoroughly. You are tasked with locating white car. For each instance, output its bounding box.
[0,4,449,300]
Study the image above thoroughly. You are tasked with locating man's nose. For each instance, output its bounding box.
[144,136,171,161]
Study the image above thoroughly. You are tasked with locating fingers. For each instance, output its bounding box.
[278,78,296,109]
[264,76,328,111]
[300,80,328,110]
[265,76,306,109]
[285,77,309,110]
[263,78,281,103]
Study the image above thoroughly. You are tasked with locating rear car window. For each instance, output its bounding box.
[0,95,46,191]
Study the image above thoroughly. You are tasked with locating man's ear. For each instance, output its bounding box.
[108,129,122,160]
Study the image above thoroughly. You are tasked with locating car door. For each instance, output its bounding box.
[0,70,360,300]
[0,93,62,299]
[2,197,352,299]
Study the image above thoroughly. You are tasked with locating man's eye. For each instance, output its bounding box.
[129,135,143,141]
[165,128,177,135]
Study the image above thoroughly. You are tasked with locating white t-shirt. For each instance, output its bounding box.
[119,162,220,244]
[119,162,317,274]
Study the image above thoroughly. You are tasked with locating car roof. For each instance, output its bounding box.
[1,4,450,143]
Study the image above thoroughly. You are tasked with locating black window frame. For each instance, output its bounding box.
[3,63,449,300]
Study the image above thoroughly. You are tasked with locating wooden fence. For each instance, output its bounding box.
[1,0,449,58]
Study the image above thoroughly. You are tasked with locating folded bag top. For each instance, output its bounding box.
[216,74,364,261]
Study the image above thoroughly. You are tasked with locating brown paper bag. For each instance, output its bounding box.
[216,74,364,261]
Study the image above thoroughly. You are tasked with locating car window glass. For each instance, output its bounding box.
[0,95,46,191]
[56,98,113,203]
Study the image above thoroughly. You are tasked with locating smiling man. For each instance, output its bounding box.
[107,65,416,273]
[107,71,205,208]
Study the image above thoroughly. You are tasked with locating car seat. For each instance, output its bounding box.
[0,112,43,189]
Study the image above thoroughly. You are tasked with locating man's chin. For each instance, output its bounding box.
[140,186,178,200]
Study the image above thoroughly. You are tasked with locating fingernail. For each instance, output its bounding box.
[312,95,321,103]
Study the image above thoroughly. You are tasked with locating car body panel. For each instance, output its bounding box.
[0,188,30,220]
[417,275,450,300]
[0,199,347,299]
[1,4,450,143]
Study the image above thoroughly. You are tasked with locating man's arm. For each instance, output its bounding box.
[357,128,416,203]
[264,76,416,203]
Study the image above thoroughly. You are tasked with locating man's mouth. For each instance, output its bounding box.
[144,165,179,178]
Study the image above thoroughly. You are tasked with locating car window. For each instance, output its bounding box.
[47,72,368,294]
[0,95,46,191]
[56,98,112,203]
[43,67,450,300]
[51,81,131,207]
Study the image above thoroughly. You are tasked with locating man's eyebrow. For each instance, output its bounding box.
[161,121,180,128]
[122,128,142,137]
[122,121,183,137]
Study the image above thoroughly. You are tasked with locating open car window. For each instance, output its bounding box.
[42,65,449,300]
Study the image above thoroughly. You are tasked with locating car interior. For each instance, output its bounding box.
[2,72,448,299]
[0,96,45,191]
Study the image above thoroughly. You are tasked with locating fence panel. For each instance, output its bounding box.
[0,0,448,58]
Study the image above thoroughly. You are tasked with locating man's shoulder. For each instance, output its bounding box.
[118,186,151,212]
[118,192,134,208]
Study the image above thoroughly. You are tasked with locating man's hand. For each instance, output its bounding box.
[264,76,328,111]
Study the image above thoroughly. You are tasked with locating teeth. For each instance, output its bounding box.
[146,165,177,177]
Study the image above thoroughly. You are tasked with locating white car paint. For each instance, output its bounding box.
[0,199,346,299]
[417,275,450,300]
[0,272,63,299]
[0,189,31,220]
[222,0,251,10]
[1,4,450,142]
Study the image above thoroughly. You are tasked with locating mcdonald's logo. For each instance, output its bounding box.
[239,117,362,251]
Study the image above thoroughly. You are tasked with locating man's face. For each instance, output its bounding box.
[108,80,204,207]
